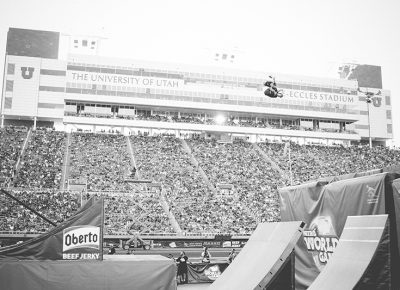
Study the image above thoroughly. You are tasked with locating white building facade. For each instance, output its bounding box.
[0,28,393,146]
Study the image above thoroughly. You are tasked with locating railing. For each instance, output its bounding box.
[0,230,252,237]
[64,112,358,135]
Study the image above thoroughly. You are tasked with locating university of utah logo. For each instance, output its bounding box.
[372,97,382,107]
[21,67,34,79]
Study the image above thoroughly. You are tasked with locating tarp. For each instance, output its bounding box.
[209,221,304,290]
[393,178,400,257]
[0,197,104,260]
[0,255,176,290]
[308,215,390,290]
[280,172,400,290]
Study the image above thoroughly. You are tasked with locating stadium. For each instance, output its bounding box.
[1,27,400,289]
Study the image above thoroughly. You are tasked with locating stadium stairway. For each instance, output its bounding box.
[159,186,183,234]
[126,136,181,233]
[180,138,218,195]
[60,132,71,190]
[126,136,149,191]
[126,136,139,174]
[252,143,291,184]
[11,128,31,187]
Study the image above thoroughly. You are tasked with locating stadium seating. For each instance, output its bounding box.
[68,133,132,191]
[130,135,254,234]
[0,126,27,181]
[1,127,400,235]
[187,139,282,225]
[0,189,79,233]
[14,128,65,189]
[101,190,174,235]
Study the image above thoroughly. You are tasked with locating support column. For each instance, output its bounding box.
[1,114,4,128]
[33,116,37,130]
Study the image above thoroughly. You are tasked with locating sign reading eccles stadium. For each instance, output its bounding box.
[62,225,101,260]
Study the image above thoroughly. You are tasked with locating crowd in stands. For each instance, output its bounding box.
[258,142,322,185]
[14,128,66,189]
[188,139,283,225]
[102,190,174,235]
[69,133,132,191]
[130,135,255,234]
[1,126,400,236]
[258,142,400,186]
[0,190,79,233]
[0,126,27,182]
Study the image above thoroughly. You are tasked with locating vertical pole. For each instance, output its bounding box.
[1,51,8,128]
[288,142,293,186]
[367,101,372,148]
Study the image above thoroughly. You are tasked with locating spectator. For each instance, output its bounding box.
[228,248,237,264]
[177,251,189,284]
[201,246,211,263]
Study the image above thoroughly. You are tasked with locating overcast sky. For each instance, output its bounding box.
[0,0,399,145]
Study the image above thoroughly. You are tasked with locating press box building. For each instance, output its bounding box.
[0,28,393,146]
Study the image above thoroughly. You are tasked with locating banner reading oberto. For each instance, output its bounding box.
[62,225,101,260]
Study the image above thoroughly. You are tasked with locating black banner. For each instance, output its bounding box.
[187,262,229,283]
[280,173,388,289]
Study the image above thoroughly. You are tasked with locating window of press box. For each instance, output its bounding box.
[387,124,393,134]
[385,95,391,106]
[6,80,14,91]
[7,63,15,75]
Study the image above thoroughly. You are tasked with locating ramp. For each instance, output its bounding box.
[308,215,390,290]
[208,221,305,290]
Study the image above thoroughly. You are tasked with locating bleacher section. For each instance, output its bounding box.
[1,128,400,235]
[0,127,27,183]
[68,133,132,191]
[13,128,65,189]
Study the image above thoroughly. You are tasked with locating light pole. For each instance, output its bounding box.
[358,88,381,149]
[366,95,372,148]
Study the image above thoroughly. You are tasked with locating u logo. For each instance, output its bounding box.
[372,97,382,107]
[21,67,35,79]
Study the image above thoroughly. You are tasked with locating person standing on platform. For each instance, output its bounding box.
[177,251,188,284]
[201,246,211,263]
[228,248,237,264]
[108,244,116,255]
